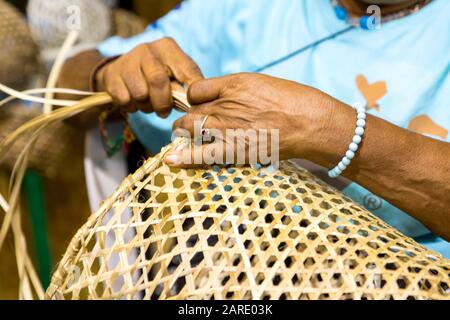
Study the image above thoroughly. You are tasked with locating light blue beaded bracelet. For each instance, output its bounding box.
[328,104,367,178]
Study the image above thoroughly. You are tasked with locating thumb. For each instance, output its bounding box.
[168,53,204,86]
[164,142,226,168]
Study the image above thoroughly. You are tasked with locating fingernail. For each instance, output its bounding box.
[165,153,180,165]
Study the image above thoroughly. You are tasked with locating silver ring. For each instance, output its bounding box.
[200,115,211,140]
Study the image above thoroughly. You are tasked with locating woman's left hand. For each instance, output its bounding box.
[165,73,352,167]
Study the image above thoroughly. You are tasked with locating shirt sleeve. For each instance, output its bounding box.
[97,0,230,77]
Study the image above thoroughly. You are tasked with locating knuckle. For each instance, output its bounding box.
[120,67,137,80]
[160,36,176,46]
[190,105,207,114]
[132,90,148,101]
[104,77,120,93]
[101,66,114,80]
[233,72,250,82]
[129,87,148,101]
[116,55,130,67]
[113,93,130,106]
[225,78,239,91]
[134,43,149,54]
[173,117,184,130]
[122,77,148,100]
[152,37,173,49]
[103,79,114,93]
[226,73,250,91]
[145,54,159,66]
[148,71,169,88]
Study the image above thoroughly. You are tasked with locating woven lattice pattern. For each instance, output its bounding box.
[47,142,450,300]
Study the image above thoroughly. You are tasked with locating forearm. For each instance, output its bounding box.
[304,99,450,240]
[57,50,113,129]
[58,50,104,98]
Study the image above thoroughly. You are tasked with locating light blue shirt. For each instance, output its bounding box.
[98,0,450,257]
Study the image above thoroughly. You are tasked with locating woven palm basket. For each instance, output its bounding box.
[46,139,450,300]
[0,103,76,177]
[0,0,40,90]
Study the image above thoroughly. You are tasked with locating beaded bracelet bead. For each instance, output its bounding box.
[328,104,367,178]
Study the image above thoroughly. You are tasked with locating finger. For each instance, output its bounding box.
[165,135,275,168]
[121,68,149,103]
[104,75,131,107]
[173,113,205,137]
[171,53,204,86]
[154,38,204,86]
[187,77,228,105]
[173,112,224,137]
[164,141,227,168]
[141,59,172,118]
[135,99,153,113]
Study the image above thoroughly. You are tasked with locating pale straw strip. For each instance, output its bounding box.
[0,180,45,299]
[0,83,78,107]
[0,88,94,107]
[0,149,29,252]
[43,30,80,114]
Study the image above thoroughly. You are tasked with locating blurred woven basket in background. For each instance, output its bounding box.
[111,8,146,38]
[46,140,450,300]
[0,0,40,90]
[0,103,76,177]
[0,0,69,177]
[27,0,145,56]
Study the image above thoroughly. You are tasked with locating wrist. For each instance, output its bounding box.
[301,98,356,168]
[56,49,104,99]
[89,54,121,92]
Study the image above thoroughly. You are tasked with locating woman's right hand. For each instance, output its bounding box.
[95,37,203,117]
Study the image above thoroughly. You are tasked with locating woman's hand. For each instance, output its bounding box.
[95,37,203,117]
[166,73,450,240]
[166,73,352,167]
